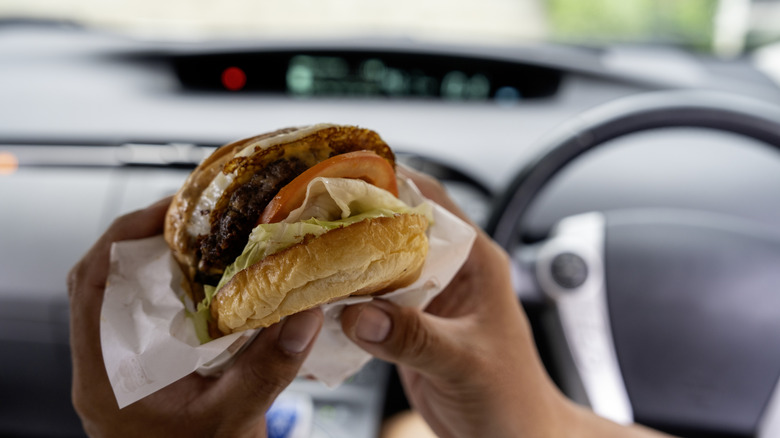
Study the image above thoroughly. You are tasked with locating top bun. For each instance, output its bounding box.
[212,213,429,334]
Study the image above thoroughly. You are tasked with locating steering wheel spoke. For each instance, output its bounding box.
[535,212,633,425]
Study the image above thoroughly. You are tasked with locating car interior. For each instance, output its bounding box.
[2,1,780,437]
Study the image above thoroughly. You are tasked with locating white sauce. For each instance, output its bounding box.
[187,172,235,236]
[186,123,337,237]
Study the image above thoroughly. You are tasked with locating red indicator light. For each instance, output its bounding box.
[221,66,246,91]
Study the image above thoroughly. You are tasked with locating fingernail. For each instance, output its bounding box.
[278,310,321,354]
[356,303,392,343]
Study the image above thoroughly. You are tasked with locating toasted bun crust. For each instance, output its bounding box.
[211,213,429,334]
[164,127,299,297]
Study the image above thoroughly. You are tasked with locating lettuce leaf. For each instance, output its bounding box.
[191,177,432,343]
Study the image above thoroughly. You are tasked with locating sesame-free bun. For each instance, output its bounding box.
[211,213,429,334]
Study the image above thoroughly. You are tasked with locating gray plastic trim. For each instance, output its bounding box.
[759,377,780,438]
[535,212,633,425]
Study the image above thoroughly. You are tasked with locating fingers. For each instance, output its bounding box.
[211,308,323,432]
[68,197,172,298]
[397,165,474,225]
[341,300,471,378]
[68,198,173,417]
[340,234,521,380]
[68,197,172,354]
[101,197,171,248]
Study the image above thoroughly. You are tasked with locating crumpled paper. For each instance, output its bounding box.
[100,177,476,408]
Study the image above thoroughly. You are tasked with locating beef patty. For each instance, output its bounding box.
[196,157,308,285]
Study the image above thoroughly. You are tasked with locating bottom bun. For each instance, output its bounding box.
[211,213,429,335]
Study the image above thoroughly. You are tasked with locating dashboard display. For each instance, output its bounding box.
[172,50,562,102]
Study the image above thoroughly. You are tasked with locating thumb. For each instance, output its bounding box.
[212,308,323,428]
[341,300,464,377]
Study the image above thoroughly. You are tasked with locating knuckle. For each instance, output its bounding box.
[241,360,293,403]
[66,266,79,299]
[104,216,130,241]
[71,384,98,424]
[71,387,86,417]
[394,307,432,363]
[66,262,87,300]
[423,177,447,198]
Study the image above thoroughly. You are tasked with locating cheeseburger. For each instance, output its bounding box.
[164,124,431,340]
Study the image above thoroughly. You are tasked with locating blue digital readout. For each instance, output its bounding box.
[286,55,492,99]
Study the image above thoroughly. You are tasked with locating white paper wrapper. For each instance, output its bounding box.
[101,178,476,408]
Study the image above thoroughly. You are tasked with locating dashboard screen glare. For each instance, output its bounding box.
[173,50,562,101]
[286,55,491,100]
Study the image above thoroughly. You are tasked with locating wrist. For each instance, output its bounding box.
[503,384,575,438]
[563,401,672,438]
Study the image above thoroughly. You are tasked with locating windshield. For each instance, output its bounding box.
[1,0,779,55]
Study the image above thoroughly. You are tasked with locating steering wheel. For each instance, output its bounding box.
[486,90,780,437]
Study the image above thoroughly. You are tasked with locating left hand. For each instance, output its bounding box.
[68,198,323,437]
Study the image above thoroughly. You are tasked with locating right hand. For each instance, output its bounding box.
[341,168,671,438]
[341,168,570,438]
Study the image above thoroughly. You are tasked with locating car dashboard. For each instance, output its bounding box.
[2,21,780,437]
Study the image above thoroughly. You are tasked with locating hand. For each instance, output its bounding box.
[68,198,323,437]
[342,168,671,438]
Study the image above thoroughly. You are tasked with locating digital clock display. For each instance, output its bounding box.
[286,55,493,100]
[173,50,562,102]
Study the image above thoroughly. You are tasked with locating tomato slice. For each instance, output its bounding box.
[259,150,398,224]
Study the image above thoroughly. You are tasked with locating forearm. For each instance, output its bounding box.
[567,403,675,438]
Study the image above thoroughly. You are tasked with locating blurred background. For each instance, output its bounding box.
[1,0,779,53]
[3,0,780,84]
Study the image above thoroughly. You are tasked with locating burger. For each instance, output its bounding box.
[164,124,432,341]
